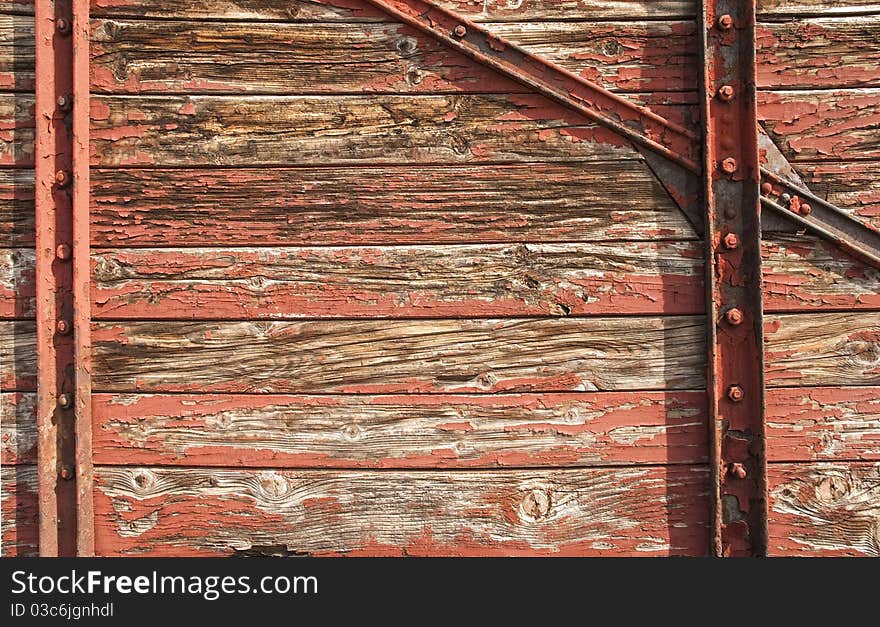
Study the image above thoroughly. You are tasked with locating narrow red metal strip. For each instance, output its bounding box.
[699,1,768,556]
[34,0,86,556]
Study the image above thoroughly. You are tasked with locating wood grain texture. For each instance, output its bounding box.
[758,89,880,162]
[0,321,35,391]
[764,312,880,387]
[767,387,880,461]
[91,317,707,394]
[0,247,34,318]
[0,463,37,556]
[93,465,709,556]
[762,234,880,311]
[91,391,707,468]
[758,0,880,18]
[0,93,33,167]
[89,163,696,247]
[768,462,880,556]
[0,13,32,91]
[0,169,33,247]
[792,161,880,230]
[88,94,682,167]
[0,392,35,465]
[90,242,704,319]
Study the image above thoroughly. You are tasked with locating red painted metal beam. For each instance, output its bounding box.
[699,1,768,557]
[33,0,92,556]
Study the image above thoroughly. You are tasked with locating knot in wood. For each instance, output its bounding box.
[257,472,290,500]
[519,488,552,522]
[132,469,156,492]
[342,424,361,440]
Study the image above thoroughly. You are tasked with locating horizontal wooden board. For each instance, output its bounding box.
[89,163,696,247]
[768,462,879,556]
[764,312,880,387]
[0,247,34,318]
[93,465,709,556]
[758,1,880,19]
[0,392,35,465]
[0,169,33,247]
[89,94,687,167]
[793,160,880,230]
[0,13,32,91]
[91,391,708,468]
[0,320,35,390]
[0,463,37,556]
[762,234,880,311]
[0,93,33,167]
[759,89,880,162]
[767,387,880,461]
[90,242,704,319]
[91,316,707,393]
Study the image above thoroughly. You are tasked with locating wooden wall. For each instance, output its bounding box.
[1,0,878,556]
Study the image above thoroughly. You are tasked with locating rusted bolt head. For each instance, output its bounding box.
[725,307,744,326]
[723,233,740,250]
[56,319,72,335]
[720,157,738,175]
[727,385,744,402]
[59,466,74,481]
[728,462,747,479]
[716,14,734,31]
[57,94,73,112]
[453,25,466,37]
[57,393,73,410]
[799,203,812,216]
[56,18,71,35]
[760,182,773,196]
[55,170,71,187]
[717,85,735,102]
[55,243,72,260]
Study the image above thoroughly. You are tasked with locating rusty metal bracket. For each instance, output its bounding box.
[699,0,767,557]
[34,0,93,556]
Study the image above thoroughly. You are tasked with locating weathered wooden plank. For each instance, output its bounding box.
[757,18,880,89]
[0,93,33,167]
[764,312,880,387]
[768,462,879,556]
[0,463,37,556]
[0,321,35,391]
[91,242,704,319]
[0,14,33,91]
[767,387,880,461]
[762,234,880,311]
[0,170,33,247]
[0,392,36,465]
[89,94,673,167]
[758,1,880,19]
[91,317,707,393]
[89,163,696,247]
[758,89,880,162]
[792,161,880,231]
[91,391,707,468]
[93,465,710,556]
[0,247,35,318]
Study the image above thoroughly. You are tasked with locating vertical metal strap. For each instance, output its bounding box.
[699,1,768,556]
[34,0,92,556]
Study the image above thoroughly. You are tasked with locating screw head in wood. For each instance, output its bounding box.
[720,157,738,174]
[723,233,740,250]
[55,170,71,187]
[717,85,735,102]
[760,182,773,195]
[55,243,72,260]
[728,462,747,479]
[725,307,744,326]
[799,203,812,216]
[57,393,73,409]
[56,319,72,335]
[57,94,73,112]
[727,385,744,402]
[453,25,466,37]
[56,18,71,35]
[716,14,734,30]
[60,466,74,481]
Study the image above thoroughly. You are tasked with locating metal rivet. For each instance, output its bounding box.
[55,243,72,260]
[720,157,738,174]
[723,233,740,250]
[56,18,71,35]
[780,193,791,204]
[59,466,74,481]
[716,14,733,31]
[453,25,466,37]
[727,385,744,402]
[716,85,735,102]
[56,319,72,335]
[760,182,773,195]
[55,170,71,187]
[728,462,747,479]
[57,94,73,112]
[725,307,744,326]
[57,393,73,409]
[799,203,812,216]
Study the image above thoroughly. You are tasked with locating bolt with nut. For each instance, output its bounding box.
[725,308,744,326]
[727,385,744,402]
[722,233,740,250]
[728,462,747,479]
[716,14,734,30]
[720,157,738,175]
[716,85,735,102]
[453,25,466,37]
